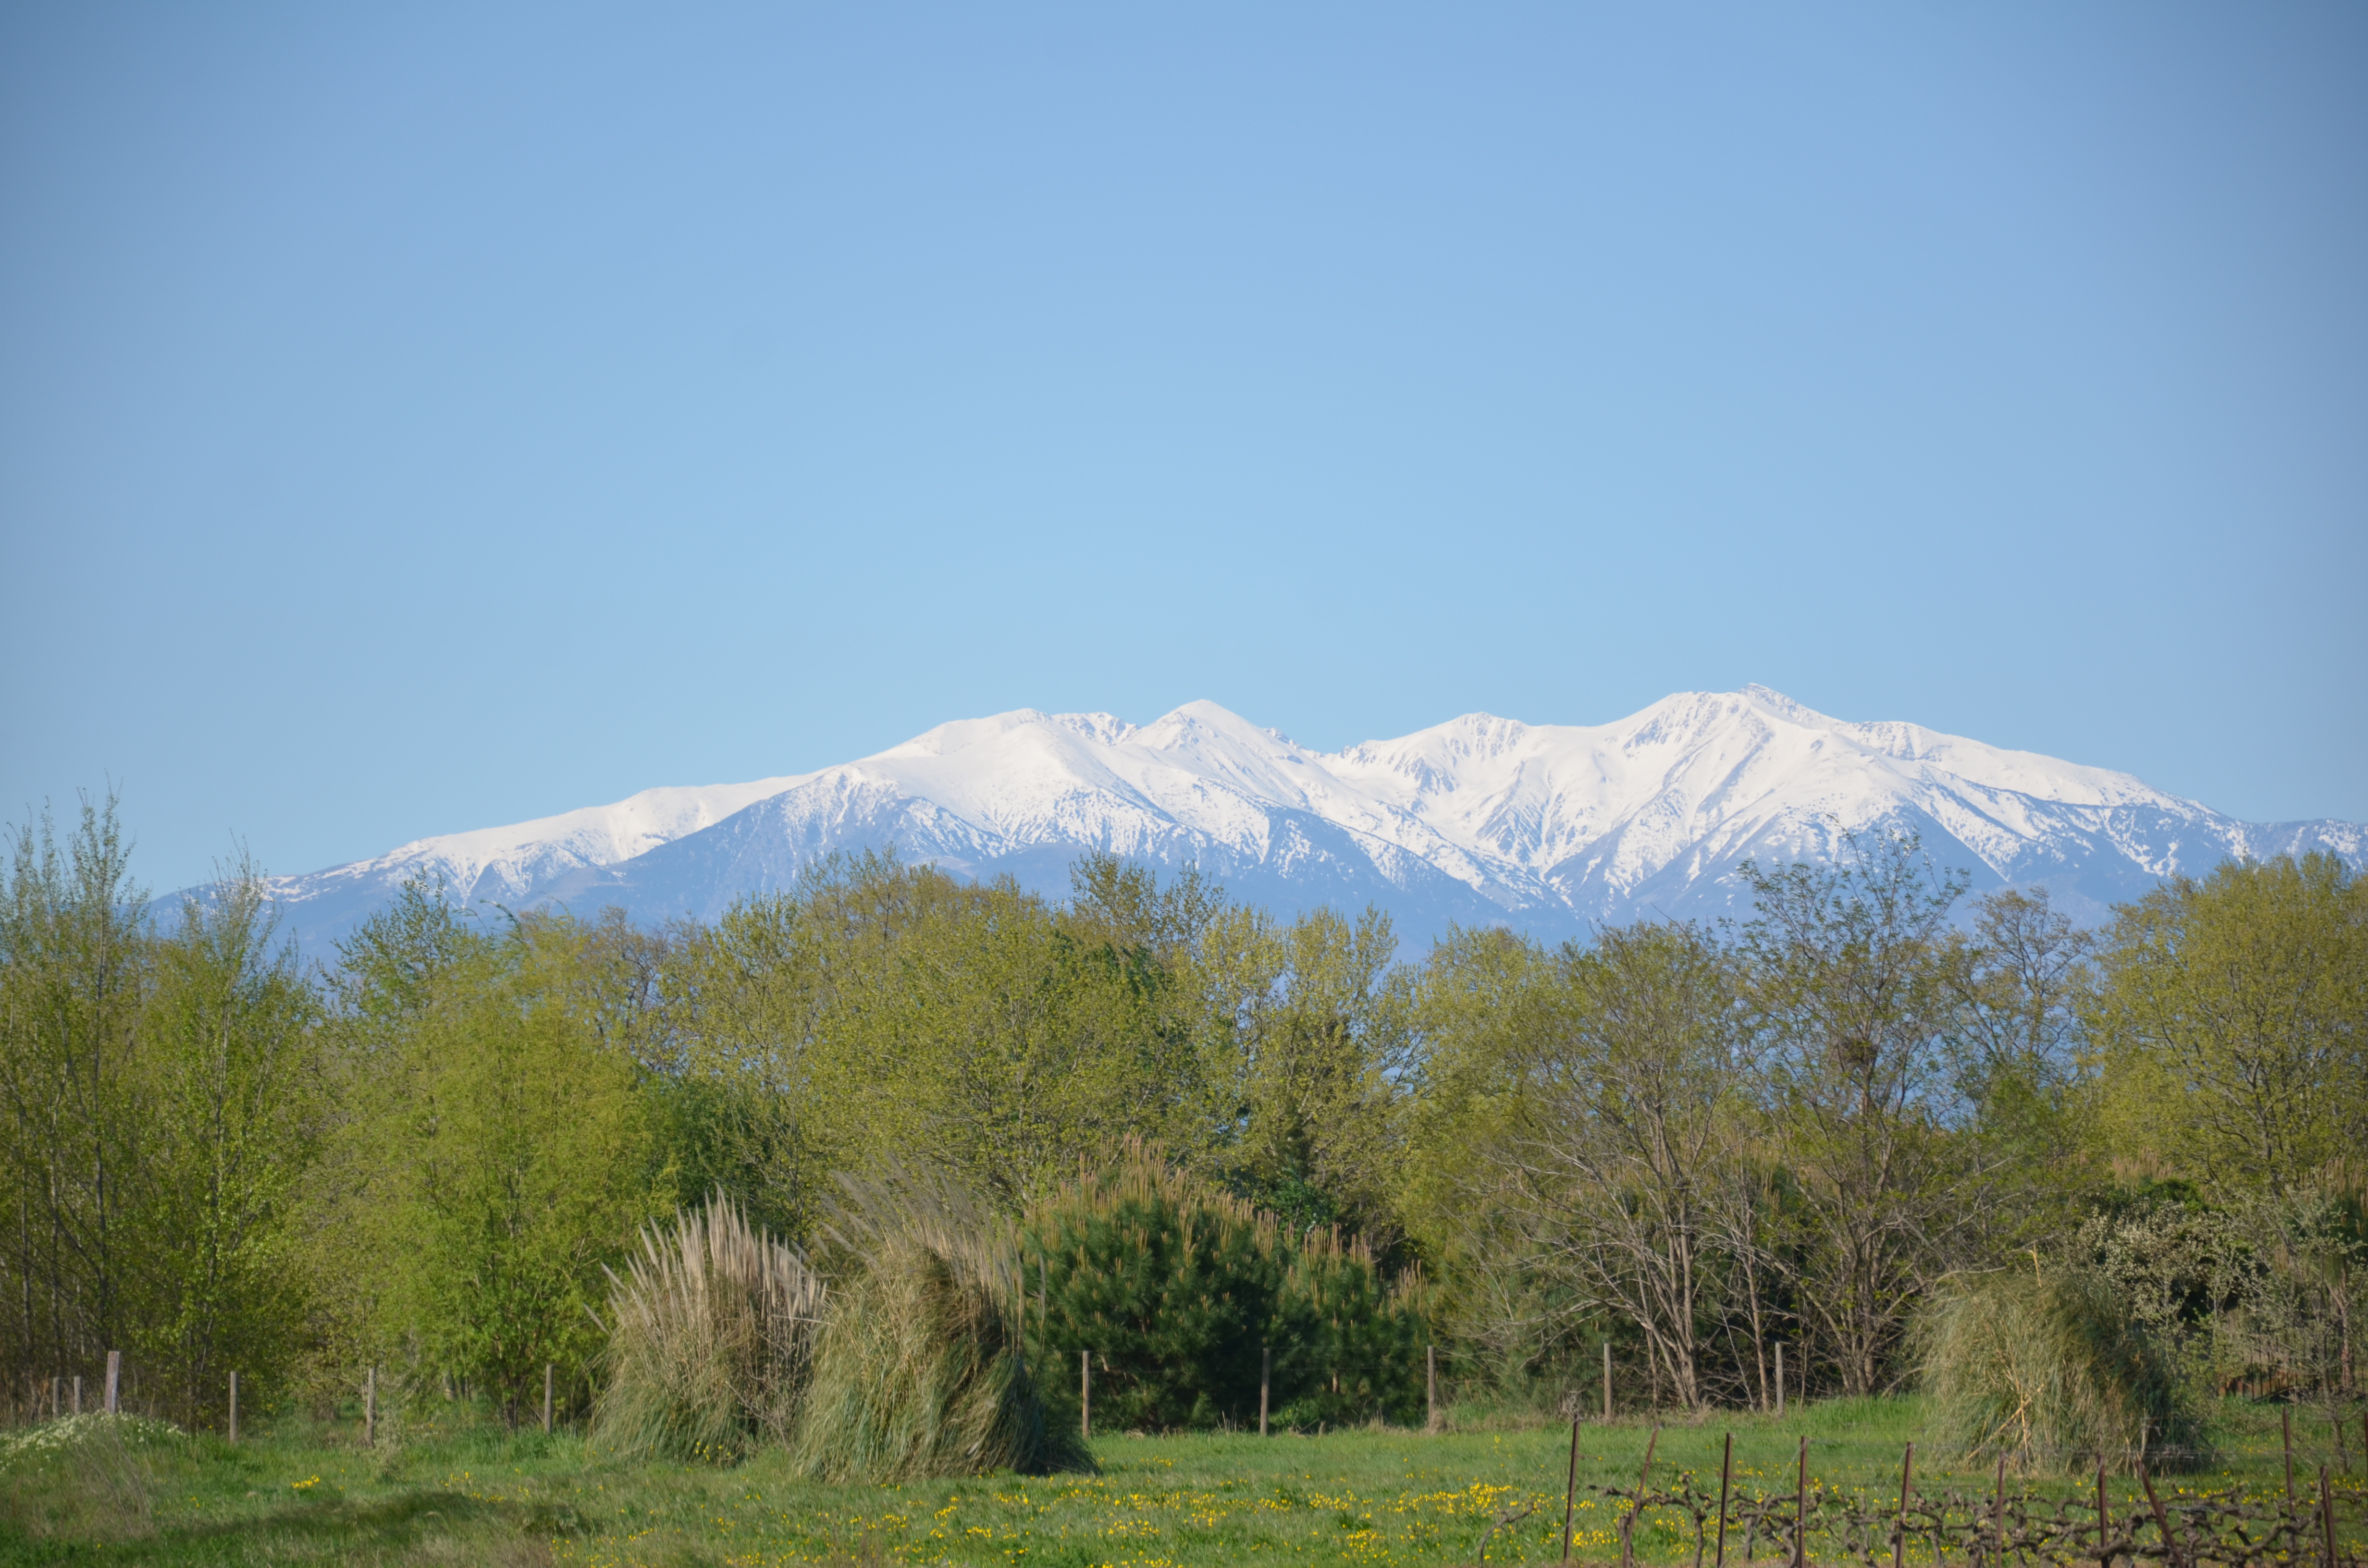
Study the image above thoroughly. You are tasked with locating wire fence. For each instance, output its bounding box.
[1583,1448,2366,1568]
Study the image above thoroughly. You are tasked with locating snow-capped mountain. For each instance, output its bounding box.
[247,687,2365,954]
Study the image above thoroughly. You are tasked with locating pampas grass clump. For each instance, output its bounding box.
[595,1193,825,1461]
[1922,1265,2202,1474]
[789,1169,1078,1482]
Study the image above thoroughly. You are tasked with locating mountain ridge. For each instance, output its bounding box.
[235,688,2367,953]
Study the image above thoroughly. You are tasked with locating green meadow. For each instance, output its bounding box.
[3,1396,2358,1568]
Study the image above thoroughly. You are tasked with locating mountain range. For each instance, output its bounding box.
[243,687,2366,954]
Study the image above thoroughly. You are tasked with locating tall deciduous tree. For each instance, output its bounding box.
[1737,831,1973,1396]
[324,893,666,1421]
[0,795,151,1387]
[2086,853,2368,1195]
[140,863,321,1420]
[1509,922,1747,1410]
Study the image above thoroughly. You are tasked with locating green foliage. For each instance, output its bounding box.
[1,797,324,1425]
[1219,905,1411,1247]
[2086,852,2368,1195]
[1271,1230,1430,1429]
[9,789,2364,1463]
[325,900,668,1421]
[1737,831,1975,1396]
[0,795,152,1381]
[1022,1143,1426,1432]
[1024,1144,1287,1430]
[136,866,321,1422]
[1921,1263,2202,1473]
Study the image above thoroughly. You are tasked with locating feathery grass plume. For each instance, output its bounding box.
[1921,1263,2202,1474]
[791,1165,1079,1481]
[594,1192,825,1461]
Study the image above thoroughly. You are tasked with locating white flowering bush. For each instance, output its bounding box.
[0,1413,185,1472]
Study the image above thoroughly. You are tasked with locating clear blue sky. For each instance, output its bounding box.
[5,2,2364,894]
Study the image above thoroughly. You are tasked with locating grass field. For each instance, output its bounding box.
[2,1396,2359,1568]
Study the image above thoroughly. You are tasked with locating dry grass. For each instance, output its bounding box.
[1921,1264,2203,1474]
[789,1165,1081,1482]
[593,1192,826,1461]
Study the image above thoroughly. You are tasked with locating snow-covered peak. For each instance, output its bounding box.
[246,689,2364,950]
[280,772,816,910]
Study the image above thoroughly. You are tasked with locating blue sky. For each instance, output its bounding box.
[4,2,2364,894]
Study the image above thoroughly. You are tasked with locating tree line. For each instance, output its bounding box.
[2,794,2361,1430]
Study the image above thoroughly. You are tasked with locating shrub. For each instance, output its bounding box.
[1921,1265,2203,1473]
[1022,1143,1427,1431]
[0,1415,184,1542]
[790,1169,1076,1481]
[1272,1231,1431,1429]
[594,1194,825,1462]
[1023,1148,1284,1430]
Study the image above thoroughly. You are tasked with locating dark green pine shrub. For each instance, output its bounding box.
[1021,1143,1429,1431]
[1271,1230,1430,1430]
[1023,1148,1285,1430]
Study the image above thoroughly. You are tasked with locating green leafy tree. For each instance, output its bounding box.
[1023,1148,1286,1430]
[137,862,322,1421]
[1737,830,1974,1396]
[1271,1229,1429,1428]
[325,894,666,1421]
[2085,853,2368,1195]
[1222,906,1410,1244]
[0,794,152,1388]
[1023,1144,1422,1430]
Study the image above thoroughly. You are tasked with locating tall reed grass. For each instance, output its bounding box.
[1921,1265,2202,1474]
[789,1168,1078,1482]
[594,1193,825,1461]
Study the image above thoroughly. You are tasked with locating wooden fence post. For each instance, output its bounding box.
[2282,1407,2295,1501]
[543,1364,553,1434]
[1893,1443,1913,1568]
[1793,1436,1808,1568]
[1426,1345,1437,1432]
[2096,1461,2110,1568]
[229,1371,239,1444]
[1603,1341,1612,1421]
[364,1365,375,1446]
[1776,1343,1786,1420]
[1080,1351,1090,1439]
[1717,1432,1733,1568]
[104,1351,119,1415]
[71,1375,80,1415]
[1994,1453,2009,1568]
[1560,1411,1581,1563]
[1259,1347,1270,1436]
